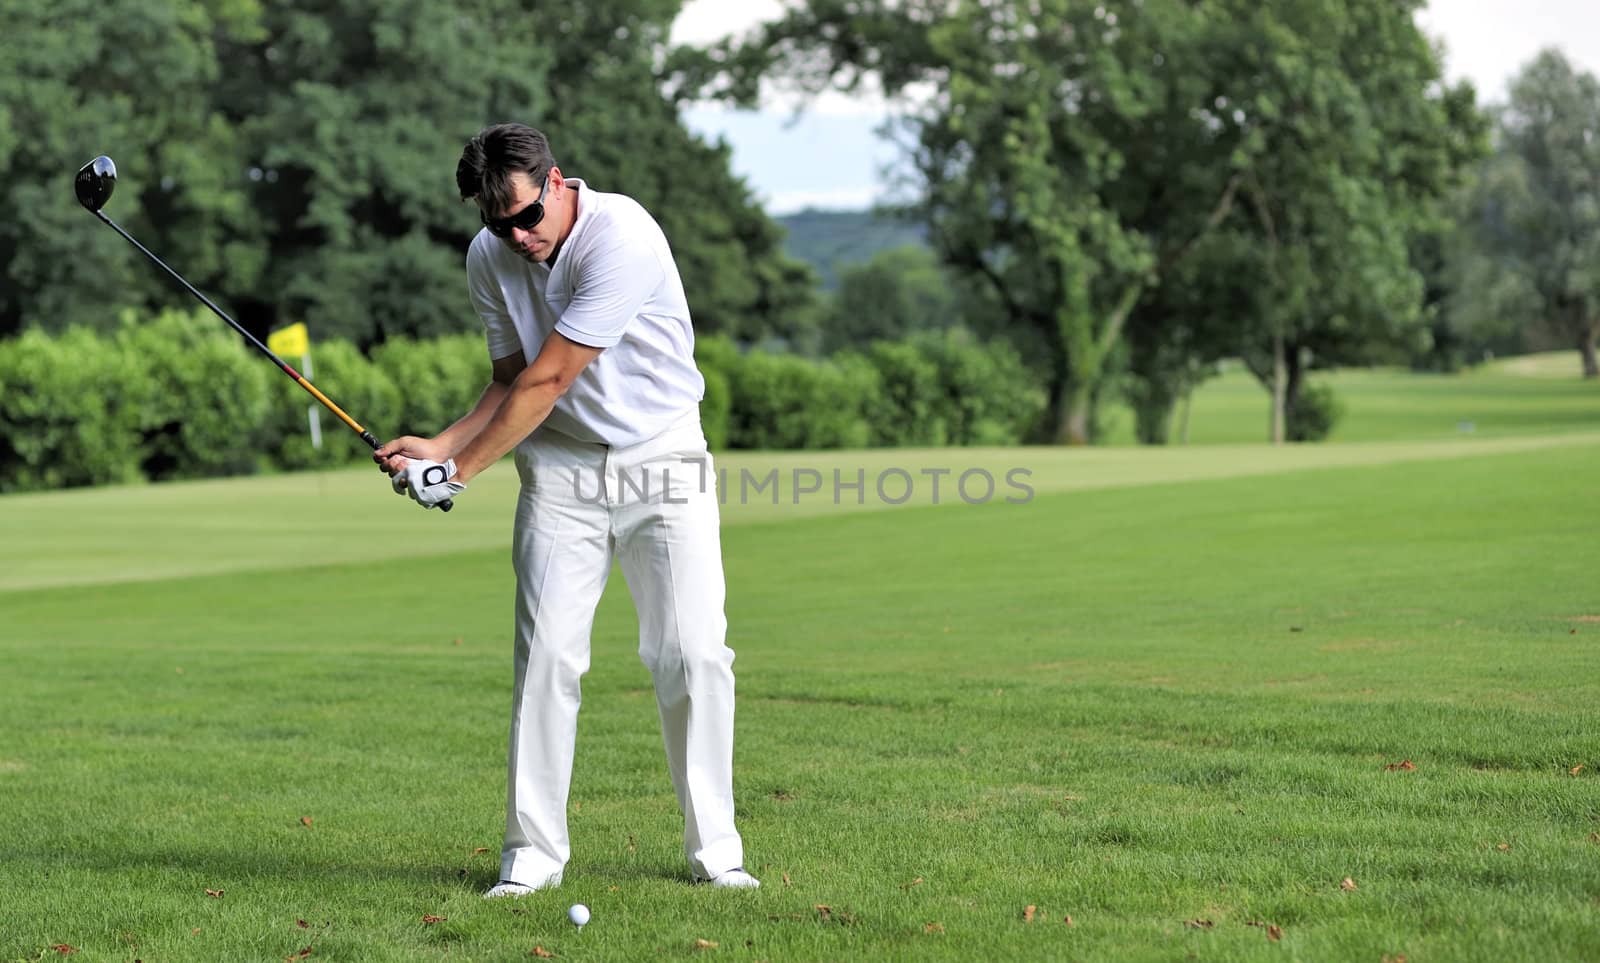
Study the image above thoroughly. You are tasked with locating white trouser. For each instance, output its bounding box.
[500,415,744,886]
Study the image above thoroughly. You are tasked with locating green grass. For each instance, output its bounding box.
[1,364,1598,961]
[1098,351,1600,445]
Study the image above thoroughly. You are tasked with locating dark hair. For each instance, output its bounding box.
[456,123,557,213]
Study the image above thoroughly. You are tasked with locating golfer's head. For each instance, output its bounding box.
[458,123,572,264]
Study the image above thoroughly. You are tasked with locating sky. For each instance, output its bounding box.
[669,0,1600,215]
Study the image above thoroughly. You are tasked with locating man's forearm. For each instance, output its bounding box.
[449,375,566,482]
[434,381,511,455]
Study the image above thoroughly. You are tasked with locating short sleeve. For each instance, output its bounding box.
[554,228,665,349]
[467,237,522,359]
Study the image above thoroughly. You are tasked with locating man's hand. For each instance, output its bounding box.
[398,458,466,509]
[373,435,451,477]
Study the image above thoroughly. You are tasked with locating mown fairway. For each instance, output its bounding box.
[1,362,1597,962]
[1099,353,1600,445]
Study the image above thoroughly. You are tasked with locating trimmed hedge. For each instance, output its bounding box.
[263,338,402,471]
[0,327,145,492]
[892,329,1045,446]
[0,321,1047,493]
[117,309,274,481]
[369,334,491,439]
[699,329,1045,451]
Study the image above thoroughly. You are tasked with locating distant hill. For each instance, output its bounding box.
[777,208,929,290]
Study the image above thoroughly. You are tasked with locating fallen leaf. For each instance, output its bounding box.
[1341,877,1358,891]
[1571,765,1585,776]
[297,919,309,929]
[532,948,554,959]
[814,905,832,921]
[191,929,201,936]
[422,915,446,924]
[901,876,924,889]
[1384,760,1417,772]
[205,889,224,899]
[453,638,462,646]
[1184,919,1214,929]
[694,939,719,949]
[781,872,791,886]
[1023,905,1037,923]
[1589,833,1600,844]
[609,885,619,892]
[472,847,490,855]
[285,950,313,961]
[1063,915,1075,926]
[924,922,945,934]
[1267,924,1283,941]
[1496,842,1511,852]
[1381,955,1407,963]
[300,817,313,827]
[50,946,76,956]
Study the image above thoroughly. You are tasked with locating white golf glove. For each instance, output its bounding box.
[398,458,465,509]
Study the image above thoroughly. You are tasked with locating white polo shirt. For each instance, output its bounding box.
[466,179,705,449]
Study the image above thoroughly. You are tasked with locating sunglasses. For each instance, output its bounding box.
[481,173,550,238]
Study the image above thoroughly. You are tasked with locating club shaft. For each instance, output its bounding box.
[94,211,378,445]
[93,210,453,511]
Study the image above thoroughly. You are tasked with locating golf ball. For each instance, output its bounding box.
[568,903,590,927]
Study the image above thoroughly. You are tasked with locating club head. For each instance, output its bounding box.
[74,156,117,212]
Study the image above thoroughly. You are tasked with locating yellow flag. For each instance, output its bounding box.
[267,322,309,357]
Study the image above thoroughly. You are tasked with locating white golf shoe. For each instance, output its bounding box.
[484,874,561,899]
[699,868,761,889]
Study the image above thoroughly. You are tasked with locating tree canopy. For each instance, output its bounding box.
[680,0,1486,442]
[1450,50,1600,378]
[0,0,816,347]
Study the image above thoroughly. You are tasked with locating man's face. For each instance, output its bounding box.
[482,169,564,264]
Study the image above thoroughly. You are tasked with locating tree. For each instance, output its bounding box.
[222,0,820,347]
[1221,0,1485,440]
[1092,0,1482,442]
[679,0,1475,443]
[823,244,959,353]
[1451,50,1600,378]
[1,0,816,349]
[0,0,262,337]
[205,0,551,345]
[680,0,1248,443]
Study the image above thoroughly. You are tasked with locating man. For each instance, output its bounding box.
[375,122,758,895]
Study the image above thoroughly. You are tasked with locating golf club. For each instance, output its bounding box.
[74,155,452,511]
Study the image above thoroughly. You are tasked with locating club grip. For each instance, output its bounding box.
[366,430,452,513]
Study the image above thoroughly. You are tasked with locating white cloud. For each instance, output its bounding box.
[669,0,784,47]
[670,0,925,117]
[1417,0,1600,103]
